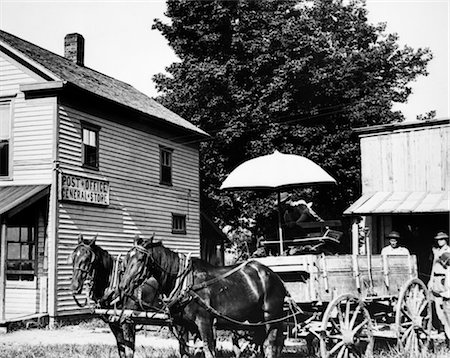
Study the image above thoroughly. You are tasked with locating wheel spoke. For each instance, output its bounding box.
[401,325,415,343]
[345,300,351,327]
[401,321,413,328]
[330,318,342,333]
[401,306,414,322]
[337,304,345,328]
[329,334,344,340]
[329,341,345,356]
[417,299,428,316]
[349,305,362,329]
[352,318,369,335]
[337,345,346,358]
[344,347,349,358]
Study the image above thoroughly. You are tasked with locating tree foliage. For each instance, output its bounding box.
[152,0,432,232]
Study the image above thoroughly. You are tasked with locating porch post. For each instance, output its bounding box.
[0,220,6,321]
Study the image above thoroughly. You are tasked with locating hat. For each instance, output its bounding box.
[434,231,449,240]
[290,199,313,208]
[387,231,400,239]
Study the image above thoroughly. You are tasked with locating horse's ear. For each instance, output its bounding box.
[133,235,140,246]
[90,234,97,246]
[67,253,74,265]
[78,234,83,243]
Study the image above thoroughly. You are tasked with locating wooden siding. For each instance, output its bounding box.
[10,93,55,184]
[0,53,54,186]
[4,280,38,319]
[56,105,201,315]
[360,124,449,192]
[0,53,40,96]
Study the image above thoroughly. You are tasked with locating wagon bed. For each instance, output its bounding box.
[254,253,417,303]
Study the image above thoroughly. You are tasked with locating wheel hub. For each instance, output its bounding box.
[342,329,354,345]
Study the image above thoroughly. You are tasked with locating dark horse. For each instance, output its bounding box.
[119,236,287,358]
[70,234,161,358]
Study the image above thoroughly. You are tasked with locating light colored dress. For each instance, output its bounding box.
[429,245,450,339]
[380,245,410,255]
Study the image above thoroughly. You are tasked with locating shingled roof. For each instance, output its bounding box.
[0,30,208,137]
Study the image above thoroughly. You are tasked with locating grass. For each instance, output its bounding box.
[0,344,180,358]
[2,343,450,358]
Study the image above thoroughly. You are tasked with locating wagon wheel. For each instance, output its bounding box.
[395,278,432,356]
[320,294,374,358]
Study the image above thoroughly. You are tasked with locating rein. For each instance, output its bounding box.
[125,245,307,328]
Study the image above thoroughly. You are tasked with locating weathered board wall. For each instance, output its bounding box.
[360,123,449,192]
[56,104,201,315]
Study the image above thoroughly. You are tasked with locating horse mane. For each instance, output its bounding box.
[138,237,181,296]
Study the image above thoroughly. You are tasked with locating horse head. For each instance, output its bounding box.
[119,234,157,298]
[70,234,97,294]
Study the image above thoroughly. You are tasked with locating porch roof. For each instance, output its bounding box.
[344,191,449,215]
[0,185,50,216]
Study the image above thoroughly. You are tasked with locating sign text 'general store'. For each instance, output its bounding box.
[59,173,110,206]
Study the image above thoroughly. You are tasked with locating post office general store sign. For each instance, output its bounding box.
[59,173,110,206]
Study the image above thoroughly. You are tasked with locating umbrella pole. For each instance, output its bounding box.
[277,191,284,254]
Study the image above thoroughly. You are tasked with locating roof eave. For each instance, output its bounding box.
[0,40,61,81]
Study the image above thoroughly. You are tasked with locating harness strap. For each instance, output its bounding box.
[188,290,305,327]
[166,253,192,303]
[190,260,250,292]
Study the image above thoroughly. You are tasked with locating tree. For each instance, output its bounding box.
[152,0,432,232]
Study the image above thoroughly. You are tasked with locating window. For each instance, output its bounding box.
[160,147,173,185]
[6,225,37,281]
[0,101,11,177]
[172,214,186,234]
[82,123,99,169]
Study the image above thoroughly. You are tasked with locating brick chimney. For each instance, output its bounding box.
[64,33,84,66]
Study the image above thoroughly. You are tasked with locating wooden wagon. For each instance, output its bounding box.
[254,249,432,357]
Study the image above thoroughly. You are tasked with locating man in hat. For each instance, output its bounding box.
[429,231,450,342]
[380,231,410,256]
[279,193,323,237]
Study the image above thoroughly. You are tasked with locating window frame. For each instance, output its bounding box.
[160,146,173,186]
[172,213,186,235]
[81,121,100,170]
[6,224,38,281]
[0,99,12,179]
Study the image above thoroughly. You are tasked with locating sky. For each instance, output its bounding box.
[0,0,448,121]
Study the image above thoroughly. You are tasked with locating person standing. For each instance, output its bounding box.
[429,231,450,343]
[380,231,410,255]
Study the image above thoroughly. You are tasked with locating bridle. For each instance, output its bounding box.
[72,242,97,307]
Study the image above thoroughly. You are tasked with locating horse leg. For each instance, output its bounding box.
[175,324,191,358]
[262,323,284,358]
[195,317,216,358]
[109,321,136,358]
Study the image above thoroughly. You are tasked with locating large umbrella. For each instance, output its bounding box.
[220,150,336,253]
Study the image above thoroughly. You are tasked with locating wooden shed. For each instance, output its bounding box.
[0,30,209,325]
[345,118,449,282]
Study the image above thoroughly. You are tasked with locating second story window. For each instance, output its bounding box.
[160,147,173,185]
[0,101,11,177]
[82,123,99,169]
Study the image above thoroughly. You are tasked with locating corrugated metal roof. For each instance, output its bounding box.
[344,191,449,215]
[0,185,49,215]
[0,30,208,138]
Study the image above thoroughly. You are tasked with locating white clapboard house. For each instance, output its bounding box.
[0,30,209,325]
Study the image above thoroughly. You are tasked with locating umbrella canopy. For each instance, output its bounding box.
[220,150,336,254]
[220,150,336,191]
